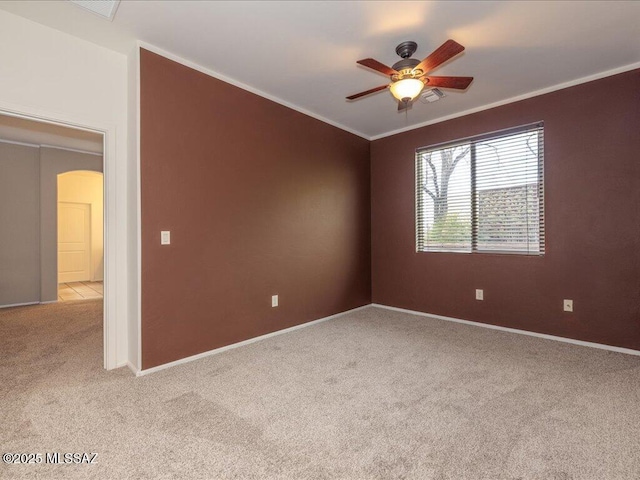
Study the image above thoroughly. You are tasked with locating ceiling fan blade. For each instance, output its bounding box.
[398,99,411,111]
[346,84,389,100]
[357,58,399,77]
[414,39,465,75]
[423,76,474,89]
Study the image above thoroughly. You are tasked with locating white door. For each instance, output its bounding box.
[58,202,91,283]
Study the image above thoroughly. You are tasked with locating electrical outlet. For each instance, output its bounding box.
[161,231,170,245]
[475,289,484,301]
[563,299,573,312]
[271,295,278,307]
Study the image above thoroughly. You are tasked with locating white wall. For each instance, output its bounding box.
[0,10,130,369]
[58,171,104,282]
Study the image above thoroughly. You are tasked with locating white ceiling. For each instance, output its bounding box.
[1,1,639,139]
[0,113,103,153]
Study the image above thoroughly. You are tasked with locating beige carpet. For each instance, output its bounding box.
[1,301,639,479]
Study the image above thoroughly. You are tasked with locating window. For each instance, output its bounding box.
[416,123,544,255]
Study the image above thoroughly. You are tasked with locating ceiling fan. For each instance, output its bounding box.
[347,39,473,111]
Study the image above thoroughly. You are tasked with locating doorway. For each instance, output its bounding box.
[0,112,109,365]
[57,170,104,302]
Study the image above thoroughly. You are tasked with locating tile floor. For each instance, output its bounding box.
[58,281,103,302]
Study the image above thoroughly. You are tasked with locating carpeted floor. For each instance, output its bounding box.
[1,301,639,479]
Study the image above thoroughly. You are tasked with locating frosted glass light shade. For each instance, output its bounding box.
[389,78,424,101]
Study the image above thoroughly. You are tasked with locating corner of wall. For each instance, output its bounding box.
[126,43,141,371]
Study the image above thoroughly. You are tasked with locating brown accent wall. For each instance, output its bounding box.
[140,49,371,369]
[371,70,640,350]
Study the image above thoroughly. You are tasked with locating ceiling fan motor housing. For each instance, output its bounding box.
[395,41,418,59]
[392,41,421,79]
[392,58,420,76]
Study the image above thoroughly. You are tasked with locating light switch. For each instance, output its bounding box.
[161,231,171,245]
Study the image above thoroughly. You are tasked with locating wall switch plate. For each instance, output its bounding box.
[476,289,484,301]
[161,231,171,245]
[271,295,278,307]
[563,299,573,312]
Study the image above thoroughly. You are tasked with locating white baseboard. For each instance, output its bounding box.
[40,300,58,305]
[113,360,139,375]
[126,361,139,375]
[0,301,39,309]
[371,303,640,357]
[136,304,371,376]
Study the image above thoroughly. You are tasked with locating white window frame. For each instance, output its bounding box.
[415,122,545,255]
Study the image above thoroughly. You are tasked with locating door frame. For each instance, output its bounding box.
[0,104,119,370]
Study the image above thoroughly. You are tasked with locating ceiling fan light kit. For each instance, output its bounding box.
[389,78,424,102]
[347,39,473,111]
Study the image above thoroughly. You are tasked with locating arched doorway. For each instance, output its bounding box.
[57,170,104,300]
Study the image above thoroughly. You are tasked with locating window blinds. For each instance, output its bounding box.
[416,123,544,255]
